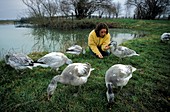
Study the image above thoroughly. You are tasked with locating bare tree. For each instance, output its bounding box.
[22,0,44,17]
[108,5,116,18]
[59,0,73,16]
[125,0,170,19]
[40,0,59,24]
[59,0,116,19]
[125,2,132,18]
[72,0,97,19]
[59,0,97,19]
[114,2,122,18]
[40,0,58,17]
[22,0,119,20]
[22,0,59,26]
[94,0,116,18]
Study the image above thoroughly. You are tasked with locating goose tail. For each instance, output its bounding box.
[66,50,80,55]
[134,53,140,56]
[32,60,49,68]
[131,66,137,72]
[33,62,49,68]
[27,66,33,69]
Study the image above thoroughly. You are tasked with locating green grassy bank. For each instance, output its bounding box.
[0,20,14,24]
[0,19,170,112]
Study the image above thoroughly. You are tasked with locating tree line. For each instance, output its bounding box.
[20,0,170,28]
[125,0,170,19]
[22,0,122,19]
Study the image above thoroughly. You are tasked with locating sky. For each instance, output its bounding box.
[0,0,127,20]
[0,0,27,20]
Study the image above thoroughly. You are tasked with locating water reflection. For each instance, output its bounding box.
[0,25,146,60]
[30,28,89,53]
[110,29,146,45]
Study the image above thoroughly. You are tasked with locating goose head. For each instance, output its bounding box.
[27,57,34,66]
[161,33,170,43]
[47,75,60,100]
[66,58,73,64]
[109,41,117,51]
[4,54,10,64]
[106,83,115,104]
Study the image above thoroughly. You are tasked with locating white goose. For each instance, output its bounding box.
[109,41,139,60]
[105,64,136,103]
[66,45,85,55]
[4,53,34,70]
[47,62,95,100]
[35,52,72,71]
[160,33,170,43]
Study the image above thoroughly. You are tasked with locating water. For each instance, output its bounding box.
[0,24,144,60]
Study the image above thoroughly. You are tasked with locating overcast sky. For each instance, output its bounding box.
[0,0,127,20]
[0,0,27,20]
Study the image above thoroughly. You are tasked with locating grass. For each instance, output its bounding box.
[0,19,170,112]
[0,20,14,24]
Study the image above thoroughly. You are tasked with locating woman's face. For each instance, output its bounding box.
[99,29,107,37]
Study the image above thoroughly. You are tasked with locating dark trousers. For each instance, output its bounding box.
[89,46,110,57]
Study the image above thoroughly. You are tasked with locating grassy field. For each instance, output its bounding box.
[0,19,170,112]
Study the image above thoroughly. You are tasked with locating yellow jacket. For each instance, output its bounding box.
[88,30,111,56]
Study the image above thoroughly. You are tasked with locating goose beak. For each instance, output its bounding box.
[108,43,112,46]
[108,97,114,104]
[108,41,117,47]
[107,92,114,104]
[47,94,52,100]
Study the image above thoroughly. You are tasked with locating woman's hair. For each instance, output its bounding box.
[95,22,108,37]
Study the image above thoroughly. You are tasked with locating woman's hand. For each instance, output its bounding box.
[104,45,110,50]
[97,54,103,59]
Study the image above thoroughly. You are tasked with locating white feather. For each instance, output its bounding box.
[109,41,139,60]
[105,64,136,103]
[66,45,85,55]
[5,53,34,70]
[36,52,72,70]
[47,62,94,100]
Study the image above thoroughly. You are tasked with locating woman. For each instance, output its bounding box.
[88,22,111,59]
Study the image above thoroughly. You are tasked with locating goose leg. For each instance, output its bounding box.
[73,85,82,97]
[115,86,123,95]
[118,57,123,63]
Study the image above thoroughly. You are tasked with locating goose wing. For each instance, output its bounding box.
[42,52,64,57]
[6,53,33,69]
[118,46,134,55]
[9,53,30,64]
[67,45,82,51]
[72,63,90,76]
[62,63,91,77]
[105,64,135,87]
[38,55,65,68]
[66,45,82,55]
[115,64,136,87]
[117,46,138,57]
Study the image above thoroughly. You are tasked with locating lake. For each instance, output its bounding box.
[0,24,144,60]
